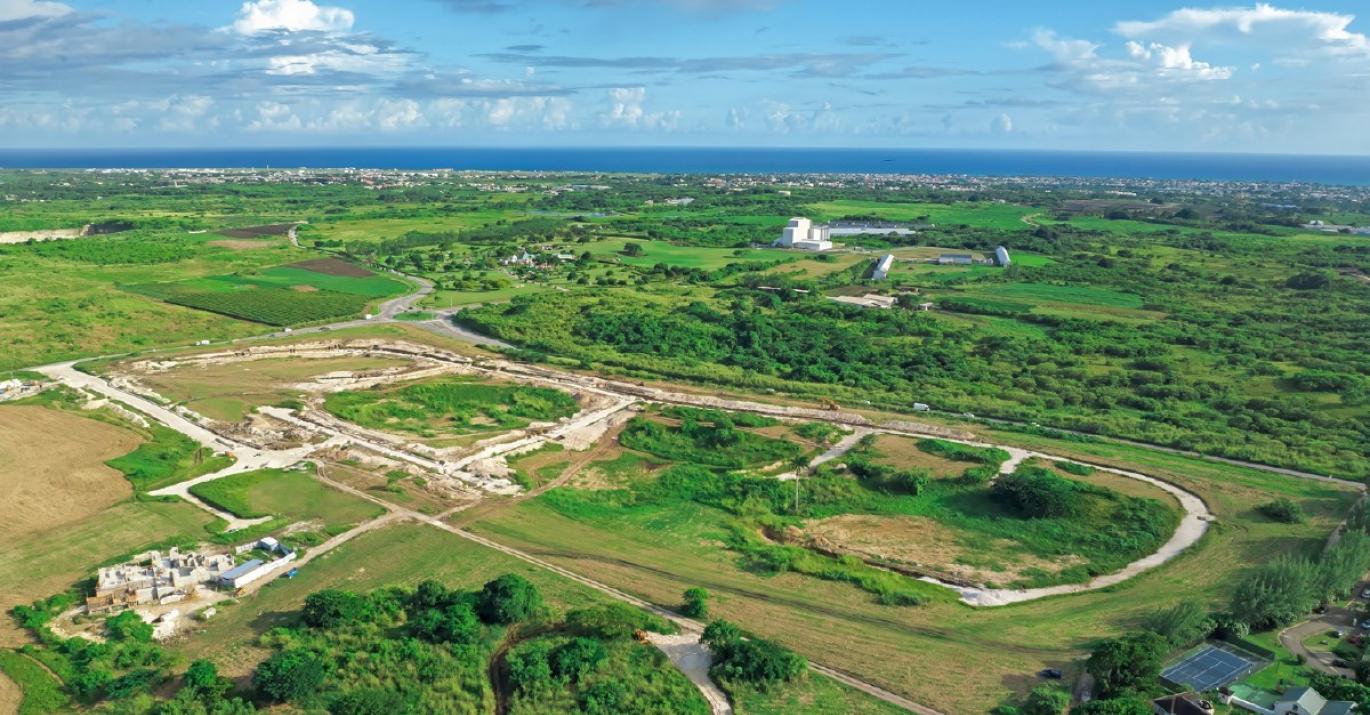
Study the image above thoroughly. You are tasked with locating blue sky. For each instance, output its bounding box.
[2,0,1369,153]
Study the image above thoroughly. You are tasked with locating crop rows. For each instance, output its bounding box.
[126,282,368,326]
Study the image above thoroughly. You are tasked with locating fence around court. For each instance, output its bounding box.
[1160,640,1270,693]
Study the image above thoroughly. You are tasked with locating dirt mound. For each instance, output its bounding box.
[217,223,294,239]
[0,406,140,541]
[288,257,374,277]
[804,514,1079,586]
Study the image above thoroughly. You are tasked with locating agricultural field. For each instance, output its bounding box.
[126,258,406,326]
[806,199,1039,230]
[0,405,140,541]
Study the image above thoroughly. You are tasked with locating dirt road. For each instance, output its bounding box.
[309,467,942,715]
[647,633,733,715]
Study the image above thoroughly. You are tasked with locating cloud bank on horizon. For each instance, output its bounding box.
[1,0,1367,153]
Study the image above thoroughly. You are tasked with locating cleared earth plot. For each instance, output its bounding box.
[0,406,140,541]
[138,354,414,422]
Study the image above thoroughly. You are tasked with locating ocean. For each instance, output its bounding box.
[3,147,1370,185]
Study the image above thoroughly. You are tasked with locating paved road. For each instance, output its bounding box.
[1280,588,1367,679]
[1281,611,1357,678]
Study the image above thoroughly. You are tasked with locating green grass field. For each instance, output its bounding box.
[582,238,796,270]
[105,424,234,492]
[188,465,384,530]
[465,435,1356,714]
[323,377,579,439]
[0,650,69,715]
[807,200,1038,230]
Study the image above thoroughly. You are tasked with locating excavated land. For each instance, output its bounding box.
[100,337,1212,607]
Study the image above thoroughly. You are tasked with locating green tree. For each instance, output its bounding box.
[1230,554,1319,629]
[182,659,229,700]
[991,468,1082,518]
[550,637,607,683]
[506,641,554,693]
[701,620,742,652]
[410,603,480,644]
[106,610,153,643]
[1143,600,1214,648]
[681,587,710,619]
[1085,632,1167,698]
[477,574,543,624]
[1022,686,1070,715]
[253,650,325,703]
[302,589,372,629]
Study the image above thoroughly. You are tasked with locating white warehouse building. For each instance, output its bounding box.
[777,217,833,251]
[872,254,894,280]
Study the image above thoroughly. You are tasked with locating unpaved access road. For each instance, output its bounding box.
[309,468,942,715]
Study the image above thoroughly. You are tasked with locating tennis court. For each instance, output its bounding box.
[1161,642,1266,692]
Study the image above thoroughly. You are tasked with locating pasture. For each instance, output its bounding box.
[806,199,1038,230]
[582,238,795,270]
[0,499,215,647]
[187,465,385,532]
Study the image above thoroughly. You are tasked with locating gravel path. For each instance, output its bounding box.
[646,633,733,715]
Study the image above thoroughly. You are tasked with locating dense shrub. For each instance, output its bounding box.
[1022,686,1070,715]
[701,620,806,689]
[550,638,607,683]
[1085,632,1167,698]
[478,574,543,624]
[302,590,373,629]
[680,587,710,619]
[1258,498,1305,523]
[991,467,1084,518]
[253,650,326,703]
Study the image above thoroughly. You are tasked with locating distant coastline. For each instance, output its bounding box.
[4,146,1370,185]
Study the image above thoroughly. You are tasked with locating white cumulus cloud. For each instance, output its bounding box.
[1125,41,1233,80]
[0,0,70,21]
[233,0,355,35]
[602,87,679,130]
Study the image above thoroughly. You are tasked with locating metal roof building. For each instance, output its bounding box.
[872,254,894,280]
